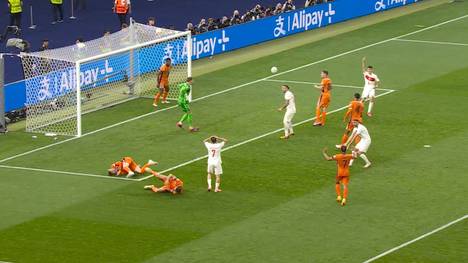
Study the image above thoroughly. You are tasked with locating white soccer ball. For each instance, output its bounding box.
[271,66,278,74]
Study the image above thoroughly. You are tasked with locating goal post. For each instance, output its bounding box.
[21,22,192,137]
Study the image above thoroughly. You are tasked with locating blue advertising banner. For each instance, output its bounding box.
[4,0,419,112]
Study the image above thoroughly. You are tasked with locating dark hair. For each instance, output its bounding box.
[165,57,172,61]
[367,66,373,69]
[186,77,193,82]
[340,145,347,153]
[43,39,49,42]
[175,187,183,194]
[282,85,290,89]
[148,17,155,21]
[354,93,361,99]
[210,136,217,143]
[322,70,329,75]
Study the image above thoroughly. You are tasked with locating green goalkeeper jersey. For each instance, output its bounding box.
[178,83,191,104]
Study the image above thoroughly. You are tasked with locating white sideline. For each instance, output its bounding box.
[0,165,139,181]
[138,89,396,181]
[392,38,468,47]
[363,214,468,263]
[263,79,395,92]
[0,14,466,165]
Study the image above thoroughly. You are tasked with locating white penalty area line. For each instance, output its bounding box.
[363,214,468,263]
[1,14,466,165]
[392,38,468,47]
[138,89,396,181]
[262,79,395,92]
[0,165,138,181]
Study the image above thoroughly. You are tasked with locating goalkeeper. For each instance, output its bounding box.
[176,77,199,132]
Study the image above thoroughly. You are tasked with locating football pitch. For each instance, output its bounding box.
[1,2,468,262]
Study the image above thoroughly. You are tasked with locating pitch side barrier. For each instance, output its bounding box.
[4,0,419,112]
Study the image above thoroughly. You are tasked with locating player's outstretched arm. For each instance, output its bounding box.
[278,100,289,111]
[216,136,228,142]
[322,148,333,161]
[362,57,367,73]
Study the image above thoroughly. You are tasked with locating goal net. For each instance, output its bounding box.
[21,22,192,137]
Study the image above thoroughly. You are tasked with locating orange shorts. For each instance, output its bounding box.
[319,94,330,108]
[128,161,138,171]
[336,176,349,185]
[158,81,169,90]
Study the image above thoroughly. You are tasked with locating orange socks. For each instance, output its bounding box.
[154,93,161,104]
[141,163,151,173]
[321,111,326,125]
[341,133,349,144]
[343,184,348,199]
[315,108,321,122]
[335,184,341,197]
[162,91,168,102]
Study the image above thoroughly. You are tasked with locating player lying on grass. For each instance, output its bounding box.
[340,93,364,145]
[108,157,158,178]
[144,173,184,195]
[323,146,356,206]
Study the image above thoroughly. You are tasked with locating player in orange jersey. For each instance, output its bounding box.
[108,157,158,178]
[323,146,356,206]
[313,70,332,126]
[338,93,364,146]
[153,58,172,107]
[144,173,184,194]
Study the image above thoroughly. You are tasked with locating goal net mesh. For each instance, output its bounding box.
[21,22,190,136]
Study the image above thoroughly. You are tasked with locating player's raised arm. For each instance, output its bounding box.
[216,136,228,143]
[361,57,367,73]
[322,147,333,161]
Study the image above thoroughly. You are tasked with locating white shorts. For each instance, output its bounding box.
[362,87,376,99]
[207,163,223,175]
[283,110,295,124]
[356,139,371,153]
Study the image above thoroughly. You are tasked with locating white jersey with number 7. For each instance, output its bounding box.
[205,142,225,165]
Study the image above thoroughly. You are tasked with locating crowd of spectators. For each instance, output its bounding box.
[186,0,334,35]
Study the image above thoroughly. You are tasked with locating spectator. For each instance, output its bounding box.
[273,3,283,15]
[103,30,111,36]
[113,0,131,28]
[230,10,241,25]
[40,39,49,51]
[8,0,22,28]
[219,16,230,29]
[50,0,64,24]
[207,18,218,31]
[186,23,197,35]
[147,17,156,26]
[282,0,296,12]
[197,18,208,33]
[121,23,128,29]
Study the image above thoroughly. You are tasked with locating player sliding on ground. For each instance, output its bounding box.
[278,85,296,139]
[340,120,372,168]
[339,93,364,145]
[313,70,332,126]
[204,135,228,192]
[108,157,158,178]
[153,58,172,107]
[176,77,199,132]
[322,146,356,206]
[144,173,184,195]
[361,57,380,117]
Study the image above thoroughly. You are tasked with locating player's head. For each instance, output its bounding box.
[281,85,290,93]
[340,145,347,153]
[210,136,217,143]
[321,70,329,78]
[165,58,172,66]
[352,119,360,127]
[354,93,361,100]
[186,77,193,84]
[174,186,183,194]
[366,66,374,73]
[107,168,117,176]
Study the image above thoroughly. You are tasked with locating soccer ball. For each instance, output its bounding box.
[271,66,278,74]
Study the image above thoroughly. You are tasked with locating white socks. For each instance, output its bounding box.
[207,177,212,190]
[368,101,374,113]
[215,182,220,191]
[360,154,371,165]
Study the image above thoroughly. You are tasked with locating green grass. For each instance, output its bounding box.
[1,2,468,262]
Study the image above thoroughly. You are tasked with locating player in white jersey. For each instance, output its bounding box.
[361,57,380,117]
[278,85,296,139]
[344,120,372,168]
[204,135,228,192]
